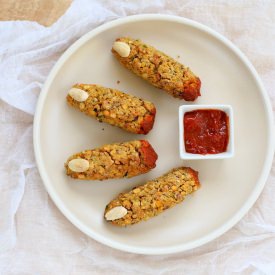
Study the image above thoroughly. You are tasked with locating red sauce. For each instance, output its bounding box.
[184,109,229,154]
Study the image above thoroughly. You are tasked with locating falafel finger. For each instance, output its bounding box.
[65,140,158,180]
[104,167,200,226]
[67,84,156,134]
[112,37,201,101]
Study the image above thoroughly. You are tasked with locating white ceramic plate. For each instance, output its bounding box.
[33,14,274,255]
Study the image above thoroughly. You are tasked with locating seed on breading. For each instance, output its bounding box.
[112,41,131,57]
[68,158,89,172]
[122,200,131,208]
[103,110,110,116]
[105,206,127,221]
[68,88,89,102]
[110,112,116,118]
[171,185,178,191]
[133,188,140,194]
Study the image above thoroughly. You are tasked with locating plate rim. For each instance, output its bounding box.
[33,14,275,255]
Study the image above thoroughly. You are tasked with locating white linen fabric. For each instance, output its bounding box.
[0,0,275,274]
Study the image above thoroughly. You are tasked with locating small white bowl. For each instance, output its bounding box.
[179,104,234,160]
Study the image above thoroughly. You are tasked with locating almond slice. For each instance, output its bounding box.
[68,158,89,172]
[68,88,89,102]
[105,206,127,221]
[112,41,131,57]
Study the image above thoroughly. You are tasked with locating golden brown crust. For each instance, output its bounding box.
[112,37,201,101]
[104,167,200,226]
[65,140,158,180]
[67,84,156,134]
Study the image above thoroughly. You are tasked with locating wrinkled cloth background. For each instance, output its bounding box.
[1,0,275,274]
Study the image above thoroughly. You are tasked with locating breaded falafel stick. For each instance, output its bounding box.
[104,167,200,226]
[65,140,158,180]
[112,37,201,101]
[67,84,156,134]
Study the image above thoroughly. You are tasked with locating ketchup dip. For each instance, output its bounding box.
[184,109,229,155]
